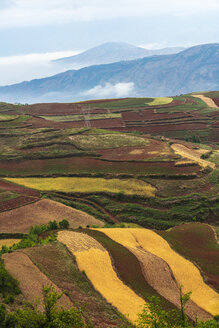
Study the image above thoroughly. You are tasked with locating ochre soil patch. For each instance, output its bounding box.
[0,199,103,233]
[158,223,219,292]
[99,228,219,317]
[171,143,215,168]
[98,140,174,161]
[58,231,145,322]
[25,243,123,328]
[2,251,72,311]
[192,95,218,108]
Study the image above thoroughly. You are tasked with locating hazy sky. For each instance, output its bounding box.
[0,0,218,85]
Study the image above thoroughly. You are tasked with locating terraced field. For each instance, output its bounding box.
[5,177,157,197]
[99,228,219,317]
[57,231,145,322]
[0,199,103,233]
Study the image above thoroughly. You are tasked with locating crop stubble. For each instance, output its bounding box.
[57,231,145,322]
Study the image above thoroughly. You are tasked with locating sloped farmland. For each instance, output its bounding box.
[0,199,103,233]
[98,228,219,318]
[57,230,145,322]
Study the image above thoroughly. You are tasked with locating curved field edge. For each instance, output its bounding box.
[158,223,219,292]
[98,228,219,316]
[23,242,124,328]
[2,251,73,311]
[79,229,177,311]
[4,177,157,197]
[0,199,103,233]
[57,230,145,322]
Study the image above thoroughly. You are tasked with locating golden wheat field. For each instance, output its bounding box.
[146,97,173,106]
[57,231,145,322]
[5,177,156,197]
[0,239,21,248]
[98,228,219,316]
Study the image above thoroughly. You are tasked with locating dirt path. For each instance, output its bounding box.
[192,95,218,108]
[2,251,73,311]
[0,199,104,233]
[171,144,215,168]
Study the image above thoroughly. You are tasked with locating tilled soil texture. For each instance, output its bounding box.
[0,196,38,213]
[58,231,145,322]
[99,228,219,317]
[2,251,73,311]
[0,199,103,233]
[0,157,201,176]
[125,247,212,321]
[25,243,124,328]
[98,140,174,161]
[0,179,40,197]
[158,223,219,293]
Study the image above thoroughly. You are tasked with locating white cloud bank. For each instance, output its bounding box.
[83,82,135,99]
[0,0,218,28]
[0,50,81,85]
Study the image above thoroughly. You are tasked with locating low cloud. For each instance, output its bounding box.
[0,0,218,28]
[0,50,81,86]
[83,82,135,99]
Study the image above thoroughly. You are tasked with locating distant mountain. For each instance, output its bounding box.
[54,42,185,68]
[0,43,218,103]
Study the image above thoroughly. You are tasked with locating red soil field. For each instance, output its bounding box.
[0,195,38,213]
[158,223,219,292]
[110,123,208,133]
[0,157,201,176]
[212,98,219,107]
[0,179,40,197]
[20,103,82,115]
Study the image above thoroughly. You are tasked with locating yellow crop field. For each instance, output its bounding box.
[0,239,21,248]
[5,178,156,197]
[98,228,219,316]
[58,231,145,322]
[146,97,173,106]
[0,114,18,121]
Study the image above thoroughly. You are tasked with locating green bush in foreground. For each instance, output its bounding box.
[0,286,85,328]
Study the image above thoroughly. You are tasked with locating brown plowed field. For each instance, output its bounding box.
[158,223,219,292]
[0,179,40,197]
[0,199,103,233]
[128,247,212,321]
[212,98,219,107]
[0,157,201,176]
[2,251,73,311]
[21,103,82,115]
[0,195,38,213]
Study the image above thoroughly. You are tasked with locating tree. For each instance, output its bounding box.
[3,286,85,328]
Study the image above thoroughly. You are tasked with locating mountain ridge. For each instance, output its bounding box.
[0,43,218,103]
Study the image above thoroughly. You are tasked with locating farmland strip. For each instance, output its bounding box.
[2,251,73,311]
[99,228,219,316]
[57,231,145,322]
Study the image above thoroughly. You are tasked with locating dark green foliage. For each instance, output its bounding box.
[47,220,59,230]
[135,293,218,328]
[2,286,85,328]
[0,259,20,300]
[59,219,70,229]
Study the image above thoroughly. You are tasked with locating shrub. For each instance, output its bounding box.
[59,219,70,229]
